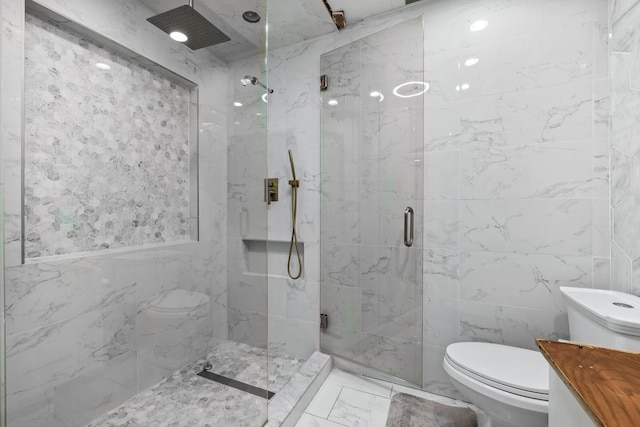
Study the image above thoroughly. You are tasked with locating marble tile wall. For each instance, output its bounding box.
[24,14,193,258]
[227,50,318,360]
[422,0,609,398]
[610,0,640,295]
[226,60,269,352]
[2,0,229,426]
[0,2,6,415]
[258,0,611,401]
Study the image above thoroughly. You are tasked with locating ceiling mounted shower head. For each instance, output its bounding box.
[147,1,230,50]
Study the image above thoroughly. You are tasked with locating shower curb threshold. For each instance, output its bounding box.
[266,351,333,427]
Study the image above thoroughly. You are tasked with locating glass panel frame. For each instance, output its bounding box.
[319,17,425,386]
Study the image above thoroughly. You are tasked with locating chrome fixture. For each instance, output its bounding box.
[147,0,230,50]
[287,150,302,280]
[242,11,261,23]
[241,75,274,94]
[404,207,414,247]
[264,178,278,205]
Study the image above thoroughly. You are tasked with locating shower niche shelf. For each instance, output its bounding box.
[241,238,304,279]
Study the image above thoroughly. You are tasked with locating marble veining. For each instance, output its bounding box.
[88,341,305,427]
[266,351,332,427]
[610,0,640,296]
[24,14,192,258]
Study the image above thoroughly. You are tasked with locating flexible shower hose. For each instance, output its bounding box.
[288,150,302,280]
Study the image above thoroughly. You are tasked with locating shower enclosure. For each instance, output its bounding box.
[320,18,425,386]
[0,0,312,425]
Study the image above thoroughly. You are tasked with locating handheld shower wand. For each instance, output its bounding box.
[287,150,302,280]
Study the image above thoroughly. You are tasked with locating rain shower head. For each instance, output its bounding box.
[147,1,230,50]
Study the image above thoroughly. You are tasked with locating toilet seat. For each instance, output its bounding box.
[445,342,549,401]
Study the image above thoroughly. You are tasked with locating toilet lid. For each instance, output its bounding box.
[446,342,549,400]
[147,289,210,313]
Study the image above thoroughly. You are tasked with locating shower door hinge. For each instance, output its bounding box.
[320,75,328,91]
[320,313,328,330]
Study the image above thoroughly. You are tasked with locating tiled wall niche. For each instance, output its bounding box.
[24,11,199,260]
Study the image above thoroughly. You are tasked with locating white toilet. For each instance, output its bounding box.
[443,287,640,427]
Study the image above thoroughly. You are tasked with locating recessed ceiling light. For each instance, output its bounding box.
[256,112,262,116]
[234,101,243,107]
[393,81,429,98]
[95,62,111,70]
[328,99,338,106]
[170,31,188,42]
[262,93,268,103]
[464,57,479,67]
[456,83,471,91]
[470,20,488,32]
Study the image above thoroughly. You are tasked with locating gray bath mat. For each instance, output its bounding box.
[385,393,477,427]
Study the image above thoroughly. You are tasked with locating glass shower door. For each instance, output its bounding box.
[320,18,424,386]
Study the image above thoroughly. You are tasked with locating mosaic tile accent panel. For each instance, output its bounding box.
[24,14,193,258]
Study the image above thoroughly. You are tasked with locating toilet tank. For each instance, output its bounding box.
[560,287,640,352]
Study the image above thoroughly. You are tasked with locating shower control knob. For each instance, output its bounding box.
[203,361,212,371]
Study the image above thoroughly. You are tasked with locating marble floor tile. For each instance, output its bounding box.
[305,382,343,418]
[296,413,346,427]
[327,388,391,427]
[324,369,393,398]
[205,340,306,392]
[88,341,305,427]
[296,368,477,427]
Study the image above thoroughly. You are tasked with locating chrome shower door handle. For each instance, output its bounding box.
[404,207,414,247]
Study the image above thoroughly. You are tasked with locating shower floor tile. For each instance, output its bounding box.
[87,341,305,427]
[205,340,306,392]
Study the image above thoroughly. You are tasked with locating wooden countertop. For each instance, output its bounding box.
[537,339,640,427]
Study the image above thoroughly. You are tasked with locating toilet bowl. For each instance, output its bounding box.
[443,342,548,427]
[445,287,640,427]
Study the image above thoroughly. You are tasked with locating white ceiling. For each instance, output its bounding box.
[138,0,418,63]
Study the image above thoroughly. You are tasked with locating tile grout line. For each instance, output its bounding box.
[325,385,345,421]
[339,384,393,399]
